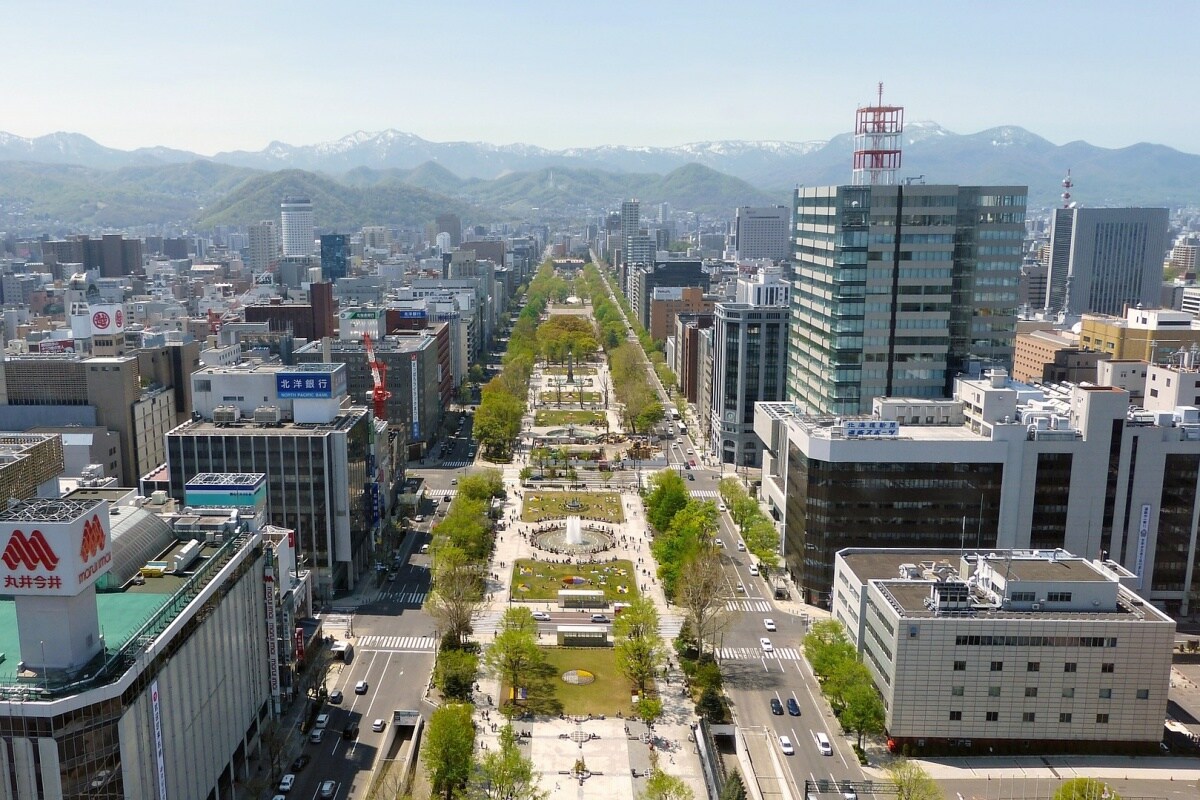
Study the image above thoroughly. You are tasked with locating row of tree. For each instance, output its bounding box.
[802,620,886,750]
[424,703,547,800]
[715,478,779,571]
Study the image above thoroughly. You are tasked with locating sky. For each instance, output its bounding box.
[6,1,1198,155]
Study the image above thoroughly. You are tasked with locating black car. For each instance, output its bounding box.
[770,698,784,715]
[786,698,801,716]
[329,690,343,704]
[687,473,695,481]
[290,755,311,772]
[342,725,359,740]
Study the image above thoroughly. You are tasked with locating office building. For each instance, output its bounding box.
[0,496,276,799]
[833,548,1173,755]
[756,368,1200,613]
[1012,329,1102,384]
[619,200,640,267]
[649,286,712,342]
[787,184,1026,415]
[171,362,390,600]
[734,206,790,261]
[1019,259,1049,312]
[320,234,349,282]
[629,260,709,330]
[709,270,789,466]
[280,196,314,257]
[671,313,714,404]
[435,213,462,247]
[1045,207,1170,317]
[245,281,336,341]
[247,220,281,274]
[0,433,65,499]
[1078,307,1200,364]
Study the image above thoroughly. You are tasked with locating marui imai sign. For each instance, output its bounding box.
[0,501,112,596]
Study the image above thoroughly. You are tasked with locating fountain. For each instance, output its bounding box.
[565,516,584,546]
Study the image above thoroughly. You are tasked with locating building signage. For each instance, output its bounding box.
[264,566,280,708]
[0,502,112,596]
[398,309,426,319]
[411,354,420,440]
[89,303,126,335]
[37,339,74,354]
[343,309,382,320]
[1135,504,1151,588]
[151,679,168,800]
[295,627,306,661]
[843,420,900,438]
[276,372,333,399]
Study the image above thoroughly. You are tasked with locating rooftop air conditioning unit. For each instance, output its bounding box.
[253,405,282,425]
[212,406,240,424]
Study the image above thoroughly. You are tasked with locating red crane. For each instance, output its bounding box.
[362,332,391,421]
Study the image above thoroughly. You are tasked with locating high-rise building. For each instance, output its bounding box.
[709,270,789,466]
[629,260,709,330]
[320,233,349,282]
[1045,207,1170,317]
[247,220,280,273]
[280,196,314,257]
[787,184,1027,415]
[619,200,640,267]
[734,206,790,261]
[435,213,462,247]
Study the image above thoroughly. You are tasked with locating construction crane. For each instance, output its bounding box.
[362,332,391,421]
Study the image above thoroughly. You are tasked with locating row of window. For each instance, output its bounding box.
[953,635,1114,647]
[954,659,1118,672]
[953,685,1129,699]
[949,711,1111,723]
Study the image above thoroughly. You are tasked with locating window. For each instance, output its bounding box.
[1027,661,1040,672]
[1025,687,1038,698]
[1136,689,1150,700]
[1099,689,1112,699]
[1101,663,1115,673]
[1047,592,1072,602]
[949,711,962,721]
[1062,688,1075,698]
[953,660,966,671]
[985,712,999,722]
[1011,591,1036,602]
[1096,714,1110,724]
[1022,712,1036,722]
[1060,713,1072,723]
[1064,662,1077,673]
[988,686,1001,697]
[990,661,1004,672]
[951,686,964,696]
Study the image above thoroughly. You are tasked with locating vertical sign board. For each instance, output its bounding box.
[1135,504,1151,589]
[411,354,420,440]
[264,566,280,711]
[0,502,111,597]
[151,679,168,800]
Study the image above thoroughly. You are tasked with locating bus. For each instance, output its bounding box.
[669,408,681,421]
[677,422,687,437]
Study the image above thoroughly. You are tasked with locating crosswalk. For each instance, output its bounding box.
[438,461,472,468]
[690,490,719,499]
[376,590,428,605]
[323,612,354,630]
[727,599,773,612]
[426,489,459,499]
[659,613,685,640]
[357,635,436,652]
[718,646,801,661]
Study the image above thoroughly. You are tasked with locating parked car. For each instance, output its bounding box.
[309,729,324,744]
[749,564,759,576]
[737,540,746,551]
[770,698,784,715]
[590,613,609,623]
[319,780,338,798]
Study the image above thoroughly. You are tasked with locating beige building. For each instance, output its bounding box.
[1079,308,1200,363]
[834,548,1174,756]
[1012,329,1102,384]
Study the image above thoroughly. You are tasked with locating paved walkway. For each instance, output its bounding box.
[470,357,705,800]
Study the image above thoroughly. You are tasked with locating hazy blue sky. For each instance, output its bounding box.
[7,1,1196,154]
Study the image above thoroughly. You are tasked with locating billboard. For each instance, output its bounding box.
[843,420,900,438]
[0,501,112,596]
[276,372,333,398]
[411,354,420,440]
[90,303,126,335]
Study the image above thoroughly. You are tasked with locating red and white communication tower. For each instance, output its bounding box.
[852,82,904,186]
[1061,169,1074,207]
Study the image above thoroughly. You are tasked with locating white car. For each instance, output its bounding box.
[760,637,773,652]
[737,541,746,551]
[278,774,296,793]
[816,732,833,756]
[532,611,552,621]
[372,718,386,732]
[779,735,794,756]
[309,729,324,744]
[319,780,338,798]
[749,564,759,576]
[717,502,727,512]
[763,618,776,632]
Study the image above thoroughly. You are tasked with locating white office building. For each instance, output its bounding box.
[280,196,315,257]
[833,548,1174,755]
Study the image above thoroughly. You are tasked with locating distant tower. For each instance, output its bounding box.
[852,83,904,186]
[280,196,314,257]
[1061,169,1074,208]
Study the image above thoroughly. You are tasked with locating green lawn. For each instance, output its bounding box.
[520,491,624,523]
[511,558,638,602]
[542,647,635,716]
[534,409,606,426]
[538,390,602,404]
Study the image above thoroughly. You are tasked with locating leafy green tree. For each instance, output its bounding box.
[1052,778,1121,800]
[499,606,539,636]
[483,627,546,713]
[425,703,476,800]
[634,695,664,727]
[695,686,725,723]
[886,759,942,800]
[614,597,668,695]
[825,658,872,712]
[719,771,746,800]
[435,648,479,701]
[471,724,547,800]
[841,682,886,747]
[640,758,694,800]
[426,546,484,647]
[519,466,533,482]
[674,548,732,657]
[803,621,858,681]
[635,401,666,434]
[645,469,688,532]
[458,469,506,501]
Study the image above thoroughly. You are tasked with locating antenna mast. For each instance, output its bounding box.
[852,82,904,186]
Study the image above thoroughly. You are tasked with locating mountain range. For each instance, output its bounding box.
[1,124,1198,232]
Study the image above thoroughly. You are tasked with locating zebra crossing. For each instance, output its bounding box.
[323,612,354,630]
[659,613,685,640]
[718,646,801,661]
[438,461,472,468]
[690,490,719,499]
[426,489,459,499]
[357,635,436,652]
[376,590,428,605]
[474,611,504,636]
[726,599,773,612]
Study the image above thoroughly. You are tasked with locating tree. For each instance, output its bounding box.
[435,648,479,701]
[645,469,689,532]
[426,546,484,647]
[886,759,942,800]
[635,401,666,434]
[458,469,506,502]
[1052,778,1122,800]
[696,686,725,723]
[425,703,476,800]
[483,627,546,713]
[825,658,872,712]
[674,548,733,657]
[634,695,664,727]
[499,606,539,636]
[840,682,886,747]
[613,597,668,695]
[640,758,694,800]
[519,466,533,482]
[719,771,746,800]
[471,724,547,800]
[803,620,858,680]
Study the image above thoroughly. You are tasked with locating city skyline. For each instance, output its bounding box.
[5,1,1197,155]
